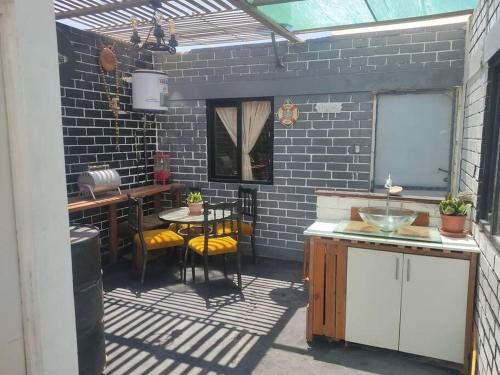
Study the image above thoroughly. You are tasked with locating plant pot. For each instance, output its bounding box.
[188,202,203,216]
[440,214,466,233]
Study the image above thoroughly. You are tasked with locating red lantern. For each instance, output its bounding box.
[153,152,171,184]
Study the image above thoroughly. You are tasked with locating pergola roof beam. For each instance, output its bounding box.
[56,0,151,20]
[226,0,301,42]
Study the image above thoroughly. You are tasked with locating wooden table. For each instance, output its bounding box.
[68,183,184,262]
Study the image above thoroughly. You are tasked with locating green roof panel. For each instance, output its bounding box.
[255,0,477,32]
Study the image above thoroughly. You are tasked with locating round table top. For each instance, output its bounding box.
[158,207,231,224]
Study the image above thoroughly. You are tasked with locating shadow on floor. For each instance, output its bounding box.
[102,256,460,375]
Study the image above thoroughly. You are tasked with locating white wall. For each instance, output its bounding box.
[0,0,78,374]
[0,41,26,374]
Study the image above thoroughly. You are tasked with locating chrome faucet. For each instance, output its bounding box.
[384,174,392,216]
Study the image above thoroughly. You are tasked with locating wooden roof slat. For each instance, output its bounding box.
[54,0,284,47]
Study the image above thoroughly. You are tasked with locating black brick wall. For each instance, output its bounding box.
[155,23,466,261]
[58,23,157,259]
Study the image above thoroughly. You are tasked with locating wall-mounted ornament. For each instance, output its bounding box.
[314,102,342,113]
[98,42,122,149]
[99,45,117,72]
[277,98,299,128]
[314,102,342,119]
[56,29,76,87]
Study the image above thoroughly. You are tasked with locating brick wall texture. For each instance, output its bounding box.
[58,23,156,259]
[460,1,500,374]
[154,23,466,260]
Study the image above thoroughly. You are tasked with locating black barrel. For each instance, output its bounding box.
[70,225,106,375]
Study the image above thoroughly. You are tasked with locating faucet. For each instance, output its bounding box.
[384,173,392,216]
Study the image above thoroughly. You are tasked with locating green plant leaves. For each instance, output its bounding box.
[439,194,472,216]
[186,192,203,204]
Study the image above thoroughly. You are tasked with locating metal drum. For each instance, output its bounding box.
[70,225,105,375]
[78,168,121,199]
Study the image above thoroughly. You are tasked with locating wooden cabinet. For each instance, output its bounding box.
[345,248,403,350]
[306,237,477,372]
[399,254,469,363]
[306,238,347,341]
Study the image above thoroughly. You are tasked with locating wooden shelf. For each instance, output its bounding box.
[68,183,184,213]
[67,183,184,262]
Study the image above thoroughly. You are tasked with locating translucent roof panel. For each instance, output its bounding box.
[256,0,477,32]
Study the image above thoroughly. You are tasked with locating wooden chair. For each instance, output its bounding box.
[238,186,257,263]
[184,200,242,289]
[215,187,257,263]
[172,185,202,208]
[128,196,185,284]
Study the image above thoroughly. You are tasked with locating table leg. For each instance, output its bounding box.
[108,204,118,263]
[153,193,161,214]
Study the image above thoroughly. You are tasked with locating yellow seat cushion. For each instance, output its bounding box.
[216,221,253,236]
[134,229,184,251]
[188,236,237,256]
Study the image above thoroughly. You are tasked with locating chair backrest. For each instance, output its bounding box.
[173,185,203,207]
[128,195,147,255]
[128,195,143,232]
[238,186,257,224]
[201,200,241,252]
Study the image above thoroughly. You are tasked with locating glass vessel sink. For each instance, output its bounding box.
[358,207,418,232]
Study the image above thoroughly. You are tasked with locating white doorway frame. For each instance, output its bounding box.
[0,0,78,373]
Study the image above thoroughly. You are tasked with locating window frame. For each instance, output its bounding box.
[370,89,455,195]
[478,51,500,243]
[206,96,274,185]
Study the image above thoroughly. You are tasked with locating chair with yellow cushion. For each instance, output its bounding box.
[128,196,185,284]
[185,200,242,289]
[239,186,257,263]
[215,187,257,263]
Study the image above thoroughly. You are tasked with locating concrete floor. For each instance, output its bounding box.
[102,254,460,375]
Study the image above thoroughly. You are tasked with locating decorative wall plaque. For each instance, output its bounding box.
[314,102,342,113]
[277,98,299,128]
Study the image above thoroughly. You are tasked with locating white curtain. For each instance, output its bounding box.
[215,107,237,146]
[242,101,271,180]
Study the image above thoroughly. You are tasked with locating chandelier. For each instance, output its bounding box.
[129,0,178,54]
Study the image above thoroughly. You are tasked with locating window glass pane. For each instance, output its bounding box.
[249,114,272,182]
[374,92,453,197]
[214,107,238,178]
[242,100,273,182]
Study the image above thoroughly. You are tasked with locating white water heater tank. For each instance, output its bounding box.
[132,69,168,112]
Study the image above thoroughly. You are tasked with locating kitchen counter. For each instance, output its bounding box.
[304,220,480,253]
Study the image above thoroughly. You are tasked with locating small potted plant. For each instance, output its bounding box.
[439,193,472,235]
[186,191,203,215]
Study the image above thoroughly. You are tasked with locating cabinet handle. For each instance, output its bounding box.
[407,258,410,282]
[395,258,399,280]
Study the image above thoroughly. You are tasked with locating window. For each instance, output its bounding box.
[207,98,273,184]
[478,53,500,238]
[373,91,454,197]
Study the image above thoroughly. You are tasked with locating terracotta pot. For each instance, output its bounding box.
[188,202,203,216]
[440,214,466,233]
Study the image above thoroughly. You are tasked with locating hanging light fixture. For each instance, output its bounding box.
[129,0,178,54]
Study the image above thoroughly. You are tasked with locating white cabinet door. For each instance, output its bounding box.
[399,254,469,364]
[345,247,403,350]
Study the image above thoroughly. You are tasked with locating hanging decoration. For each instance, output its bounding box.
[56,29,76,87]
[129,0,178,54]
[277,98,299,127]
[98,42,121,148]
